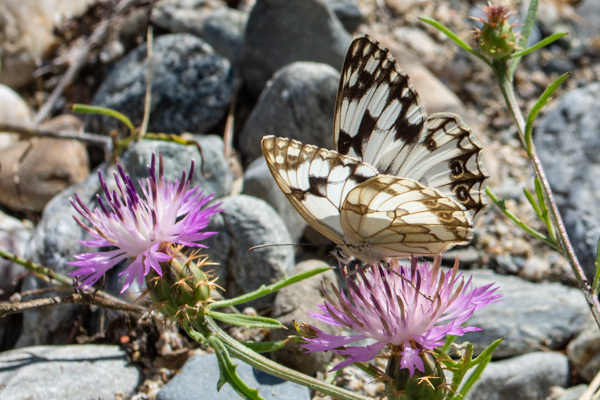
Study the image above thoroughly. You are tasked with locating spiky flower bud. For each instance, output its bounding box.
[146,249,219,322]
[473,3,518,60]
[385,350,447,400]
[294,321,319,339]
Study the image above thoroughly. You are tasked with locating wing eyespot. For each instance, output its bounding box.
[455,185,470,202]
[450,160,463,176]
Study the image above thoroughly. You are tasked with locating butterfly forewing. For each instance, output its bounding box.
[333,36,425,165]
[261,135,378,245]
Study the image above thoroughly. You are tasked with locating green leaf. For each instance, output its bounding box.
[473,338,503,363]
[204,318,372,400]
[241,339,289,353]
[209,311,285,330]
[455,340,502,399]
[208,266,330,309]
[419,17,493,68]
[510,32,567,59]
[184,323,208,345]
[441,339,502,400]
[211,337,264,399]
[523,187,542,216]
[508,0,539,76]
[534,179,548,217]
[72,104,136,136]
[524,72,570,151]
[487,187,560,250]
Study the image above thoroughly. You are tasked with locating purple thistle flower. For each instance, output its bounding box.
[68,153,222,293]
[301,256,501,376]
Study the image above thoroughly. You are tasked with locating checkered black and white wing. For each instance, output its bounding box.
[333,36,425,169]
[261,135,378,246]
[333,35,488,221]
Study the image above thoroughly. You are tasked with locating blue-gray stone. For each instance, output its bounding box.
[87,33,233,136]
[0,345,141,400]
[239,61,339,163]
[464,352,569,400]
[157,352,310,400]
[534,83,600,279]
[240,0,351,97]
[120,136,233,200]
[461,270,588,358]
[203,195,294,309]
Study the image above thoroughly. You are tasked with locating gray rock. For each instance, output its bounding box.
[157,352,310,399]
[240,0,351,97]
[270,259,336,375]
[197,7,247,62]
[326,0,364,33]
[150,0,224,31]
[0,345,141,400]
[87,33,233,136]
[460,270,588,358]
[151,0,248,62]
[534,83,600,279]
[242,156,307,241]
[464,352,569,400]
[119,136,233,200]
[0,212,32,301]
[239,62,339,163]
[566,320,600,382]
[203,195,294,309]
[385,0,428,15]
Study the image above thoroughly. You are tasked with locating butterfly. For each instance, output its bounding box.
[261,35,488,264]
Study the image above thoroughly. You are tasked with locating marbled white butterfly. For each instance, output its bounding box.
[261,35,488,264]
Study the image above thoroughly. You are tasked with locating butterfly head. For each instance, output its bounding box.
[334,243,394,266]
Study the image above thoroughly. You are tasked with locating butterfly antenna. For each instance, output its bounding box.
[248,243,330,252]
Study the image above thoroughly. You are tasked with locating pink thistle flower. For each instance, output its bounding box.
[301,256,501,376]
[68,154,222,293]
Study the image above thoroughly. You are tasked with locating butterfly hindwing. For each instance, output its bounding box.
[340,176,472,259]
[384,113,488,220]
[261,135,378,245]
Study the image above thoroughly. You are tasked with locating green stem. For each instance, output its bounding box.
[202,318,372,400]
[0,249,145,315]
[492,66,600,327]
[0,249,73,287]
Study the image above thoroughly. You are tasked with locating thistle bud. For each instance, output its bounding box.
[473,3,518,60]
[146,251,218,322]
[384,349,447,400]
[294,321,319,339]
